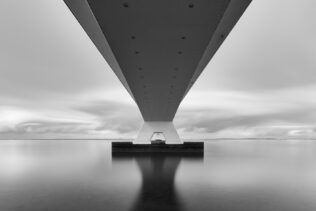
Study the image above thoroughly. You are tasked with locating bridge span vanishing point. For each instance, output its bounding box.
[64,0,252,148]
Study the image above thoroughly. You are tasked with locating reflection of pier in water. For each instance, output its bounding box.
[112,152,203,211]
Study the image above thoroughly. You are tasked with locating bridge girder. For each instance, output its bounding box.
[64,0,252,143]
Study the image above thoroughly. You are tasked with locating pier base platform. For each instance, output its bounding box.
[112,142,204,154]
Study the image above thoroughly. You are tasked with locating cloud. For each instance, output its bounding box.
[176,86,316,138]
[0,89,142,139]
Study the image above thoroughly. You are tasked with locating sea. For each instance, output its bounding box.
[0,139,315,211]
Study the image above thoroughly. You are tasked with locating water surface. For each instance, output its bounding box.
[0,140,316,211]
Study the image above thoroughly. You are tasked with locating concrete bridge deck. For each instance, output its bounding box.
[63,0,252,146]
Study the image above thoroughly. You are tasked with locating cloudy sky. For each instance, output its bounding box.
[0,0,316,139]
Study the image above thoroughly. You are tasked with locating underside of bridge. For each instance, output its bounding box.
[64,0,252,145]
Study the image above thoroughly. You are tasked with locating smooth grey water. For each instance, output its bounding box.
[0,140,316,211]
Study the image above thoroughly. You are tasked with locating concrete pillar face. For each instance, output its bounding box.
[134,121,182,144]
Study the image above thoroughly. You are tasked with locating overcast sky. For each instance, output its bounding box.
[1,0,316,139]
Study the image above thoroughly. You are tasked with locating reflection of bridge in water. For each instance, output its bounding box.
[64,0,252,145]
[112,152,203,211]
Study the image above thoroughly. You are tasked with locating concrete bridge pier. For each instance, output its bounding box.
[134,121,181,144]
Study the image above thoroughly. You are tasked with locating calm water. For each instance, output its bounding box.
[0,140,316,211]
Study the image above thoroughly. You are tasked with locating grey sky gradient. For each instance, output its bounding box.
[0,0,316,139]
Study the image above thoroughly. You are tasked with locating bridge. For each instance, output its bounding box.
[64,0,252,146]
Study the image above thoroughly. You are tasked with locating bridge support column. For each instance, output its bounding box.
[134,121,182,144]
